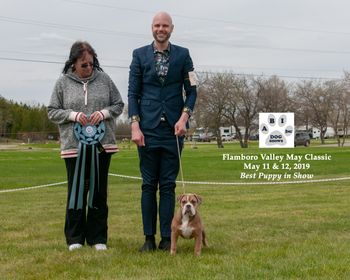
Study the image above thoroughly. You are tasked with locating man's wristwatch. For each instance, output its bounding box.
[129,115,140,124]
[182,107,192,116]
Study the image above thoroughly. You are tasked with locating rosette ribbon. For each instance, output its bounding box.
[69,121,106,210]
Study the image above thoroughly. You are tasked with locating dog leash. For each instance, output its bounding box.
[176,135,186,194]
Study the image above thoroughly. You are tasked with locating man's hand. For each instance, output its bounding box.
[131,122,145,146]
[174,112,189,136]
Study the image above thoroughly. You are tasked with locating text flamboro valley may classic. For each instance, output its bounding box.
[222,153,332,162]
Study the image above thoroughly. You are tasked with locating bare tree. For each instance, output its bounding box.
[194,72,233,148]
[338,72,350,146]
[326,80,347,146]
[293,91,312,132]
[224,75,262,148]
[259,75,294,112]
[295,80,333,144]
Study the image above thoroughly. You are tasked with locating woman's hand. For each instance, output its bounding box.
[76,112,89,126]
[89,111,104,125]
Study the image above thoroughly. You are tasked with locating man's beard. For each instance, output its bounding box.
[153,31,171,44]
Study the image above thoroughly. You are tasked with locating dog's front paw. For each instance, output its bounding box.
[194,251,201,257]
[170,249,176,255]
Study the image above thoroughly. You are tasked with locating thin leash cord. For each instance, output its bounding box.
[176,135,186,194]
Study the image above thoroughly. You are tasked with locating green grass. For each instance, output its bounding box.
[1,143,350,279]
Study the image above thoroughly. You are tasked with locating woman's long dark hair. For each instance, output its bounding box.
[62,41,103,74]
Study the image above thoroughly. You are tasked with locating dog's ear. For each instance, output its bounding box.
[194,194,202,205]
[177,194,185,203]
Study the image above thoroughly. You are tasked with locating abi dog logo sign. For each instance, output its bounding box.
[259,113,294,148]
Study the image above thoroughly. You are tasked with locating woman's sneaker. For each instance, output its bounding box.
[94,244,107,251]
[68,243,83,251]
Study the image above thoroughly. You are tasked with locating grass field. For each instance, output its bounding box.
[1,142,350,279]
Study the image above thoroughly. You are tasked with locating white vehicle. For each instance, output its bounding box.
[221,134,234,141]
[192,128,213,142]
[311,127,335,139]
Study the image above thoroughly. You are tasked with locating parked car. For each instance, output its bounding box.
[221,134,234,141]
[249,134,259,141]
[192,132,213,142]
[199,133,212,142]
[294,131,310,147]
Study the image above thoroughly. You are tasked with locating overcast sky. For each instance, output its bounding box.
[2,0,350,105]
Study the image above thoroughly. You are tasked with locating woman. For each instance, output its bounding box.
[48,41,124,251]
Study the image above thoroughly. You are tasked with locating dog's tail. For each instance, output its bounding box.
[202,230,208,247]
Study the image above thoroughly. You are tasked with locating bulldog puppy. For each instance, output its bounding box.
[170,193,207,256]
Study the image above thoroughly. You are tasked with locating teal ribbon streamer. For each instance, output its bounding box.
[88,146,99,207]
[69,143,99,210]
[77,144,86,209]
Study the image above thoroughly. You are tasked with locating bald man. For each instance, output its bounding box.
[128,12,197,252]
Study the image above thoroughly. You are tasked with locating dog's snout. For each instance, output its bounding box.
[186,204,191,209]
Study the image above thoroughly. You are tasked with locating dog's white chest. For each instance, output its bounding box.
[180,215,193,239]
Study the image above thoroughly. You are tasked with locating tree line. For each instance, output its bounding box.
[194,72,350,148]
[0,96,132,142]
[0,96,57,142]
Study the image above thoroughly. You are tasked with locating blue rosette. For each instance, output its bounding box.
[74,121,105,145]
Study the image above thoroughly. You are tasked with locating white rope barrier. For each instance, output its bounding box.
[108,173,350,186]
[0,181,67,193]
[1,174,350,194]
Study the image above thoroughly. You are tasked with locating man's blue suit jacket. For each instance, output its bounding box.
[128,43,197,130]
